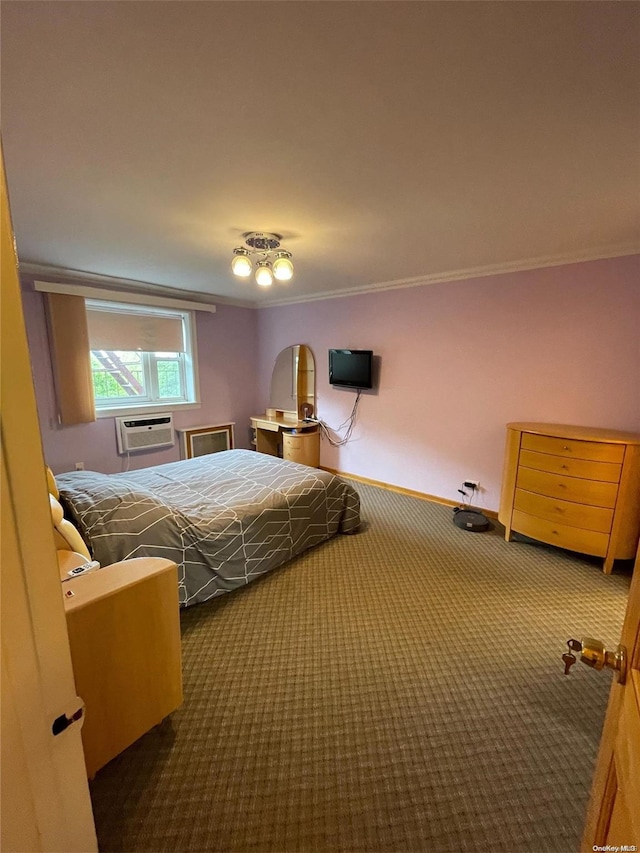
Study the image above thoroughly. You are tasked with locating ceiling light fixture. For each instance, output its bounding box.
[255,261,274,287]
[272,251,294,281]
[231,232,294,287]
[231,247,252,277]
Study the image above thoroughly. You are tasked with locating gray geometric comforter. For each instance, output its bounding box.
[56,449,360,607]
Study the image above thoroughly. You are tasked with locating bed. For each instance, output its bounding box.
[55,449,361,607]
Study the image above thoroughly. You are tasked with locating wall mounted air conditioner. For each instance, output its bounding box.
[116,413,175,454]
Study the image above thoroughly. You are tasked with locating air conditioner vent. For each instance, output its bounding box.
[116,413,175,454]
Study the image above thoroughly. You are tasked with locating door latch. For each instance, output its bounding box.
[51,705,84,736]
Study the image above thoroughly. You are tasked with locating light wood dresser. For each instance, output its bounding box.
[499,423,640,573]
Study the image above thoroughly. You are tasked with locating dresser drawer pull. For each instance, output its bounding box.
[563,445,570,451]
[555,506,564,513]
[558,482,566,488]
[561,464,568,470]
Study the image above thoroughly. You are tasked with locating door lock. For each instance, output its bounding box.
[562,637,627,684]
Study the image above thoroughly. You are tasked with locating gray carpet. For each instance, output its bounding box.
[89,482,631,852]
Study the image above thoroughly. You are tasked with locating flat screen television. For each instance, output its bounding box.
[328,349,373,389]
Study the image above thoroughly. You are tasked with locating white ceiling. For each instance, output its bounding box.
[2,1,639,307]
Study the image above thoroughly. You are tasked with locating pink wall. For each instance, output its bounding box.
[257,256,640,512]
[21,282,258,474]
[21,256,639,507]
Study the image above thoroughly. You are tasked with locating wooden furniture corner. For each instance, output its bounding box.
[63,557,183,778]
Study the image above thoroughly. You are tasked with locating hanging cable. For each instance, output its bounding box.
[456,482,477,510]
[313,390,362,447]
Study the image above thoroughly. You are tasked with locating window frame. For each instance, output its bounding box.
[86,299,200,418]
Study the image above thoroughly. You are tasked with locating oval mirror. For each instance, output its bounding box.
[269,345,315,419]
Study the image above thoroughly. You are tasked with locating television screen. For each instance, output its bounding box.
[328,349,373,389]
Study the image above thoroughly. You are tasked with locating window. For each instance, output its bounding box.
[86,300,198,413]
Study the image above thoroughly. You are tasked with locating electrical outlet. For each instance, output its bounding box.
[463,480,479,490]
[75,462,84,471]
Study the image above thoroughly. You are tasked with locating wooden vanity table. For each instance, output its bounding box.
[251,412,320,467]
[251,344,320,467]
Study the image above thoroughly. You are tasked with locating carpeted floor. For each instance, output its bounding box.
[89,482,631,852]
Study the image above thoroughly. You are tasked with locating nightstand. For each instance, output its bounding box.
[63,557,183,777]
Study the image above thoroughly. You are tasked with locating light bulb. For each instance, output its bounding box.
[231,250,252,277]
[255,262,273,287]
[273,255,294,281]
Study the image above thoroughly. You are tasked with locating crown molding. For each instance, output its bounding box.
[256,243,640,308]
[19,262,255,309]
[19,244,640,312]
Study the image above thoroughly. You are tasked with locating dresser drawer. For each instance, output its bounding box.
[518,449,622,483]
[514,489,614,534]
[521,433,625,464]
[511,510,609,558]
[516,467,619,508]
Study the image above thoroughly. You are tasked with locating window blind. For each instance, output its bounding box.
[45,293,96,425]
[86,306,185,353]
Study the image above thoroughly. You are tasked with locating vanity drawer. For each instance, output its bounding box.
[516,467,619,508]
[511,510,609,558]
[282,431,320,467]
[521,433,625,464]
[518,449,622,483]
[514,489,614,534]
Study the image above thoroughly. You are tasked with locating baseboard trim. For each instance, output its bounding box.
[320,466,499,519]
